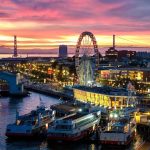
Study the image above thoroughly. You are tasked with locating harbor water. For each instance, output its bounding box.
[0,92,149,150]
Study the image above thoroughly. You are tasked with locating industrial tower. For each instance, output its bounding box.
[13,35,18,57]
[113,34,115,49]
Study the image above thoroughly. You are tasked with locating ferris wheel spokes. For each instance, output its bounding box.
[75,31,100,86]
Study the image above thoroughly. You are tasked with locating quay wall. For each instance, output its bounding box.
[25,85,73,100]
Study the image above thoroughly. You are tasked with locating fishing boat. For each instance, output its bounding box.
[100,116,136,146]
[6,105,55,138]
[47,110,101,142]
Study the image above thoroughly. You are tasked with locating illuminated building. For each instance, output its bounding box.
[98,68,150,82]
[73,86,136,108]
[97,68,150,93]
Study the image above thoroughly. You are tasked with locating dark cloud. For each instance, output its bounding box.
[11,0,65,10]
[7,0,150,23]
[79,23,150,33]
[0,0,149,36]
[105,0,150,21]
[0,12,11,18]
[98,0,122,3]
[7,0,95,23]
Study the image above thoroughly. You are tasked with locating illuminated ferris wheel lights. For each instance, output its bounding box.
[87,80,93,85]
[75,31,100,86]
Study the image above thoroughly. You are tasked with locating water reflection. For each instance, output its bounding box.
[6,139,41,150]
[0,92,60,150]
[47,142,101,150]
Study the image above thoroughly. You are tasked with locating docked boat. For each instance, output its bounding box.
[47,110,101,142]
[120,107,136,116]
[6,105,55,138]
[100,116,136,146]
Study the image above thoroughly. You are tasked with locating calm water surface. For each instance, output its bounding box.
[0,92,147,150]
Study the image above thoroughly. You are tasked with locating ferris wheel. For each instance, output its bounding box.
[75,31,99,86]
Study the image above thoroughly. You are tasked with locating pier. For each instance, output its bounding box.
[25,83,73,100]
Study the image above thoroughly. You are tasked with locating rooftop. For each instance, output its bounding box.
[73,85,134,97]
[98,67,150,71]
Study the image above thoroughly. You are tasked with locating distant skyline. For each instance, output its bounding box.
[0,0,150,50]
[0,46,149,55]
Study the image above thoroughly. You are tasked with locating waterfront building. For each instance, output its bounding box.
[0,72,25,96]
[105,49,136,61]
[118,50,136,60]
[73,85,136,109]
[97,67,150,93]
[98,68,150,82]
[105,47,118,60]
[58,45,68,58]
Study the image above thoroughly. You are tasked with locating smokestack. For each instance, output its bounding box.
[113,34,115,49]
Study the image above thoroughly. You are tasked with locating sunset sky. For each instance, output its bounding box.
[0,0,150,51]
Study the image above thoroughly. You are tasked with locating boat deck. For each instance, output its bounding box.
[51,103,81,114]
[63,113,84,120]
[63,113,98,128]
[76,115,97,128]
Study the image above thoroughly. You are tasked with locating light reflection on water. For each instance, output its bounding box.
[0,92,59,150]
[0,92,146,150]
